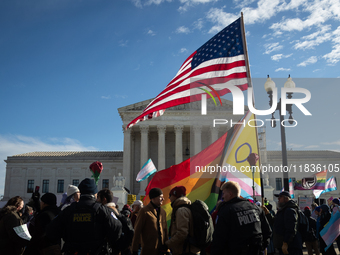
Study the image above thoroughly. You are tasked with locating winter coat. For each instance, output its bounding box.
[131,202,168,255]
[273,200,302,250]
[0,205,29,255]
[166,196,200,255]
[211,197,271,255]
[24,205,61,255]
[46,195,122,254]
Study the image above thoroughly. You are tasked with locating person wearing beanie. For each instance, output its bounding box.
[61,185,80,211]
[131,200,143,227]
[132,188,168,255]
[46,178,122,254]
[165,186,200,255]
[25,193,61,255]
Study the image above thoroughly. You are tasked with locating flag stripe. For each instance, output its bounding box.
[127,17,248,129]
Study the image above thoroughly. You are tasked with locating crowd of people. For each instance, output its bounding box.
[0,177,340,255]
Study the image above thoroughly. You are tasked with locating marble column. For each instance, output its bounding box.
[174,124,184,164]
[122,126,132,191]
[157,125,166,171]
[193,125,202,155]
[139,125,149,196]
[209,126,219,145]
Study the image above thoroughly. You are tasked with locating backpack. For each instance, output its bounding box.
[295,208,309,242]
[114,213,134,252]
[178,200,214,250]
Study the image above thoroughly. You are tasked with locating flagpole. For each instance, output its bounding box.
[241,12,265,202]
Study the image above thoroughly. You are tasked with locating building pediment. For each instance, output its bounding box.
[118,98,248,123]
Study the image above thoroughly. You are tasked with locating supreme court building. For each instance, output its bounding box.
[3,99,340,204]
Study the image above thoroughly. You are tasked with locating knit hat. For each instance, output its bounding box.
[304,206,310,211]
[67,185,80,197]
[315,206,321,212]
[123,204,133,213]
[332,198,340,205]
[78,178,98,195]
[149,188,163,199]
[41,193,57,205]
[132,200,143,207]
[169,186,186,198]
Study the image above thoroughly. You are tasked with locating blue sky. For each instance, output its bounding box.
[1,0,340,195]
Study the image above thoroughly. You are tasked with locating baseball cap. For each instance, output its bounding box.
[274,191,291,198]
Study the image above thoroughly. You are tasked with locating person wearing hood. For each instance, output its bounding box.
[24,193,61,255]
[0,196,28,255]
[273,191,302,255]
[60,185,80,210]
[165,186,200,255]
[318,204,336,255]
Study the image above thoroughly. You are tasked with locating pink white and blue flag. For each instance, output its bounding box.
[320,210,340,251]
[136,159,157,182]
[313,176,337,199]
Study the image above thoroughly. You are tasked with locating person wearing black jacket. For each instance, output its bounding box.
[303,207,320,255]
[318,204,336,255]
[273,191,302,255]
[24,193,61,255]
[211,181,272,255]
[46,178,122,255]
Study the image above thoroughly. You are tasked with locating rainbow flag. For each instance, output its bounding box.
[219,111,262,199]
[144,130,227,223]
[294,170,327,190]
[144,111,261,223]
[313,176,337,199]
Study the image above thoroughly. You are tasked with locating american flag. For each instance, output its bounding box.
[127,17,249,129]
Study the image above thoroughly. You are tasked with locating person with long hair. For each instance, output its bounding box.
[0,196,29,254]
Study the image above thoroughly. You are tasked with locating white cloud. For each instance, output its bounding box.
[146,0,173,5]
[305,145,319,149]
[271,53,293,61]
[323,26,340,64]
[180,48,188,53]
[119,40,128,47]
[176,26,191,34]
[322,139,340,146]
[297,56,317,66]
[275,67,291,72]
[101,95,111,99]
[293,25,332,50]
[288,143,304,149]
[206,8,239,34]
[132,0,143,8]
[264,42,283,54]
[193,19,204,30]
[178,0,218,12]
[241,0,283,25]
[269,0,340,35]
[147,30,156,36]
[0,135,96,195]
